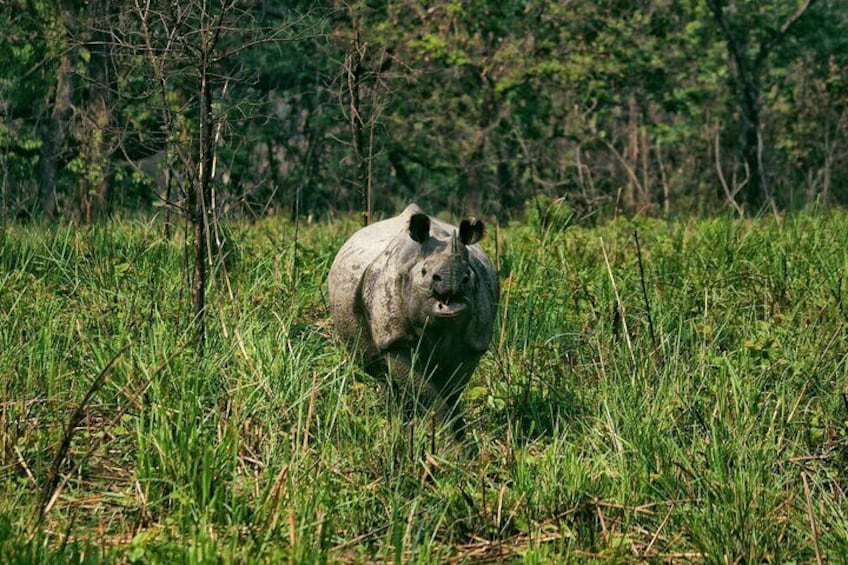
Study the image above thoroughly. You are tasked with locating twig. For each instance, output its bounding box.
[714,130,745,218]
[301,371,319,452]
[757,0,820,67]
[655,139,670,214]
[600,238,635,365]
[802,471,823,565]
[264,464,291,535]
[645,503,674,556]
[430,411,436,454]
[598,137,644,200]
[633,230,657,351]
[596,504,608,540]
[14,445,37,487]
[34,344,130,526]
[1,162,7,241]
[292,172,300,299]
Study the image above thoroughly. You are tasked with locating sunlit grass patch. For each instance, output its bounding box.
[1,210,847,562]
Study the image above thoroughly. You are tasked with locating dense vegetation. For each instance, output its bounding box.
[1,1,847,222]
[1,207,847,562]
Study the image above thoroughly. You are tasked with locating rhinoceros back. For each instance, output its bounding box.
[327,204,425,355]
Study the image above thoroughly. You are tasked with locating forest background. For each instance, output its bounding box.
[2,0,847,224]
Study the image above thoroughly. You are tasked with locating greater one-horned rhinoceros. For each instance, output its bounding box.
[328,203,498,432]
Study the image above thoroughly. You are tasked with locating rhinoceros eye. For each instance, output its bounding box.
[462,270,472,284]
[421,268,427,277]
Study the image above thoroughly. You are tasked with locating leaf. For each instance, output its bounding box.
[466,386,488,402]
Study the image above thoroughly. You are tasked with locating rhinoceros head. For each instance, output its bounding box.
[406,212,485,323]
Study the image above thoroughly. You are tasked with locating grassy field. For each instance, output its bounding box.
[1,206,847,563]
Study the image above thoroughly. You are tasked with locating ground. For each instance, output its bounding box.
[1,206,847,562]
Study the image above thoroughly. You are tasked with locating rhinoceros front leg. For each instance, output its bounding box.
[383,347,441,415]
[433,365,475,440]
[381,347,466,437]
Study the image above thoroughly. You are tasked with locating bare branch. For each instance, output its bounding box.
[714,129,745,218]
[756,0,820,69]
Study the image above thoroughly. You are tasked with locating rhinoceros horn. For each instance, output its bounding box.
[450,230,460,255]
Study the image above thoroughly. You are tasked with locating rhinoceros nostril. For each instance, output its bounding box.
[432,273,442,282]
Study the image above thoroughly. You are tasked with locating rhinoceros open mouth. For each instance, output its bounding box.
[433,298,467,318]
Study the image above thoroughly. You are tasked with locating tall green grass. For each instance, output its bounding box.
[1,208,847,562]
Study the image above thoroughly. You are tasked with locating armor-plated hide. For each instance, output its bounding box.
[327,204,499,432]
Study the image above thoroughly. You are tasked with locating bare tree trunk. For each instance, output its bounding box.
[84,9,115,221]
[347,29,369,225]
[134,0,177,236]
[191,3,227,356]
[164,165,174,238]
[640,124,650,208]
[2,163,7,239]
[40,118,60,219]
[737,74,766,212]
[655,140,670,214]
[622,95,638,211]
[193,49,214,356]
[41,37,73,218]
[822,125,832,202]
[79,98,110,224]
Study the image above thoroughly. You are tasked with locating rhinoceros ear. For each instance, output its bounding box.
[459,218,484,245]
[409,213,431,243]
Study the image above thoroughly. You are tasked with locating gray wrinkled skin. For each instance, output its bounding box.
[328,203,499,432]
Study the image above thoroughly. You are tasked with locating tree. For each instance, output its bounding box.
[706,0,820,214]
[130,0,322,352]
[39,7,73,219]
[4,2,75,218]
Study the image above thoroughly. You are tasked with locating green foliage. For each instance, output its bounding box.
[524,194,575,235]
[1,1,847,219]
[2,211,848,561]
